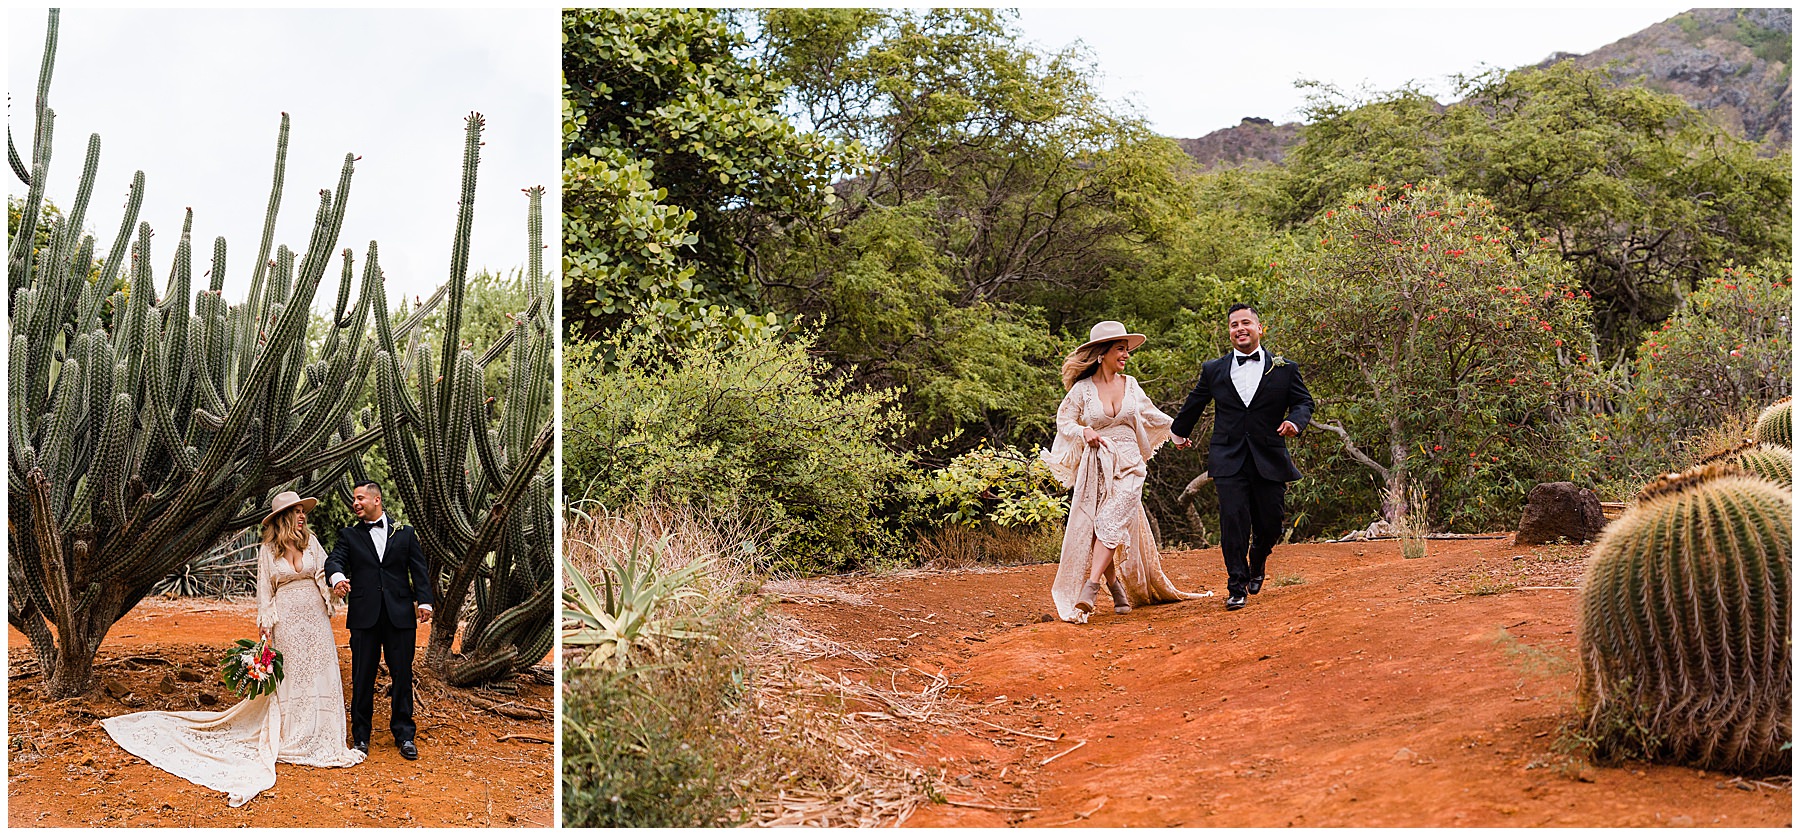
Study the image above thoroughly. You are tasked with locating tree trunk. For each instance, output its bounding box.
[40,584,135,699]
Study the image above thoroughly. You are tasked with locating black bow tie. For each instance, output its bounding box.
[1236,352,1261,365]
[360,520,385,531]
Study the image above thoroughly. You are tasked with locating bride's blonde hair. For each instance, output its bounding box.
[1060,340,1121,390]
[261,506,310,561]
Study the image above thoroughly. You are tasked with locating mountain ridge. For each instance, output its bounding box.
[1177,8,1792,171]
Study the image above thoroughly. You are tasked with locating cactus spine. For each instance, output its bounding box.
[1576,463,1791,774]
[7,11,391,697]
[1753,398,1791,448]
[368,114,554,687]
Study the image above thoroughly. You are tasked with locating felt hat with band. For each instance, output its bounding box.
[262,491,318,527]
[1076,320,1146,353]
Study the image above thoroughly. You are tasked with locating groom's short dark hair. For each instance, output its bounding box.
[1227,303,1257,318]
[352,480,382,497]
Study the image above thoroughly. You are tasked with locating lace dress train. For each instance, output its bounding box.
[101,536,364,806]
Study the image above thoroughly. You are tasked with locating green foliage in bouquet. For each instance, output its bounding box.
[219,638,283,700]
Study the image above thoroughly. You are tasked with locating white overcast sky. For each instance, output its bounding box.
[7,8,559,311]
[1011,7,1689,137]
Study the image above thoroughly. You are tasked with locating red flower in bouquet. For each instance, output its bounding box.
[221,638,285,699]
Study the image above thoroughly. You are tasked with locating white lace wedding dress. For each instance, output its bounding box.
[101,534,364,806]
[1044,375,1208,623]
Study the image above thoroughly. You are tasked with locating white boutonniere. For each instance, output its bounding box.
[1264,355,1288,376]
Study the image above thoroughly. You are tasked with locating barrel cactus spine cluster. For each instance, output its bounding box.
[1575,392,1793,773]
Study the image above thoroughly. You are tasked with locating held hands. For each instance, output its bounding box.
[332,580,350,598]
[1172,435,1192,450]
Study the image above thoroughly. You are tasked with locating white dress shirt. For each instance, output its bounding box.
[1231,347,1264,406]
[331,514,429,612]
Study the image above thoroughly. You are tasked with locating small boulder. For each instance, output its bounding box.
[1515,482,1607,545]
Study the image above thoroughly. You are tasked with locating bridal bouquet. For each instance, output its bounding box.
[220,638,284,699]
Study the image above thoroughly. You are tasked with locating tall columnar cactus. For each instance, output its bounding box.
[1753,397,1791,448]
[1576,462,1791,774]
[7,11,392,697]
[369,113,555,687]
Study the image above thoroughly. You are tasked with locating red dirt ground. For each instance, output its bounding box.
[775,539,1792,827]
[7,599,552,828]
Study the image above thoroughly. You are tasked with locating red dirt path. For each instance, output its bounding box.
[7,599,552,828]
[775,538,1791,827]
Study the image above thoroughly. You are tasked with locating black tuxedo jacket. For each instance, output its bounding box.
[1169,348,1315,482]
[324,518,435,630]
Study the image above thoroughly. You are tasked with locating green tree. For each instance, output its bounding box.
[1276,182,1597,532]
[1595,260,1792,478]
[1287,63,1791,354]
[561,8,858,338]
[753,8,1194,450]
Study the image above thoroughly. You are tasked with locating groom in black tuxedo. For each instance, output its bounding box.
[1170,303,1314,611]
[325,480,434,760]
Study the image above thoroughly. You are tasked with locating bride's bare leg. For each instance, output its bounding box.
[1085,536,1113,584]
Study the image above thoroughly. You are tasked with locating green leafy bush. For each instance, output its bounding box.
[908,445,1067,529]
[564,315,911,575]
[1594,261,1793,480]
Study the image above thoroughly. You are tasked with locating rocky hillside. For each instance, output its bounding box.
[1174,117,1300,171]
[1177,8,1792,170]
[1542,7,1791,150]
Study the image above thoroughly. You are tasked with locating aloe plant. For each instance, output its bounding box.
[7,11,397,697]
[366,115,555,686]
[563,533,711,671]
[1577,462,1791,774]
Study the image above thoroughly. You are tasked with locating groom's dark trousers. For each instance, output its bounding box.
[1170,348,1314,597]
[325,521,434,745]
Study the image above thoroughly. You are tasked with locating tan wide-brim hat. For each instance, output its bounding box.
[262,491,318,527]
[1076,320,1147,353]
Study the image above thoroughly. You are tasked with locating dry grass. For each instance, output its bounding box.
[914,524,1061,570]
[561,502,954,827]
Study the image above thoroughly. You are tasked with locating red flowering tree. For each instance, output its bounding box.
[1273,182,1596,531]
[1594,260,1792,477]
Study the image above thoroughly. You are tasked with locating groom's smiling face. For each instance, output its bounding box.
[1228,308,1264,353]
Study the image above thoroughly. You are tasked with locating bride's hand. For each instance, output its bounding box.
[1083,427,1101,447]
[259,628,270,643]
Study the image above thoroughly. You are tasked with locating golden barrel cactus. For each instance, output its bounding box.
[1577,463,1791,774]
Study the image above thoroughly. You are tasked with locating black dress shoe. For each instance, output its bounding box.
[1247,576,1264,595]
[353,740,369,755]
[399,740,419,760]
[1226,595,1247,611]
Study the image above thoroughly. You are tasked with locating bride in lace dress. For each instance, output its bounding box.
[101,491,364,806]
[1043,322,1208,624]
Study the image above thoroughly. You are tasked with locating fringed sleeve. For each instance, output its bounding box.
[1130,376,1174,461]
[1042,381,1090,489]
[254,544,277,630]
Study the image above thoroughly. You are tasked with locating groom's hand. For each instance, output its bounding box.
[416,605,432,624]
[1172,434,1192,450]
[1277,421,1299,438]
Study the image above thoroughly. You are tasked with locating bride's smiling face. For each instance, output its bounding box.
[1101,341,1130,374]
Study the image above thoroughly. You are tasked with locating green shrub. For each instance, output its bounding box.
[908,444,1067,529]
[1594,261,1792,482]
[564,314,911,575]
[562,622,751,827]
